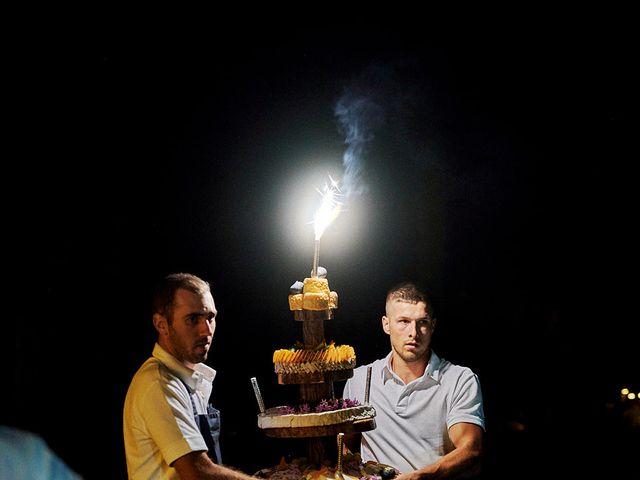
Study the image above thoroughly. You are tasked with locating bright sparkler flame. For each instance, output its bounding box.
[313,175,343,241]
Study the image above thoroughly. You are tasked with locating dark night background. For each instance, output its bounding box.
[4,10,638,479]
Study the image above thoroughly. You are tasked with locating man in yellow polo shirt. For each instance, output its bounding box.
[123,273,255,480]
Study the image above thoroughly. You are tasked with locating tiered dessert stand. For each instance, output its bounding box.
[255,302,376,466]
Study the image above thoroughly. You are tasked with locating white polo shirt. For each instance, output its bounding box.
[342,350,485,473]
[123,343,217,480]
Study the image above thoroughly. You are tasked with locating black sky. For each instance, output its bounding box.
[5,13,638,479]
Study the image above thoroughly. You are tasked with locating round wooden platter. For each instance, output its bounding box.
[260,417,376,438]
[277,368,353,385]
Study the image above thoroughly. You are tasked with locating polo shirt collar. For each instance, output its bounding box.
[425,350,442,382]
[152,343,216,391]
[382,349,442,385]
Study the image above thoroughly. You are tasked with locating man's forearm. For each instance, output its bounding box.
[396,445,482,480]
[173,451,257,480]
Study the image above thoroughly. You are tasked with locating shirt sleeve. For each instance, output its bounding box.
[447,369,486,431]
[141,378,208,465]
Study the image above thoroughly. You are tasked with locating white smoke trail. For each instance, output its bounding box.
[334,61,415,198]
[335,91,384,198]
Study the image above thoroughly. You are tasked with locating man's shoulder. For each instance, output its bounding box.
[126,357,191,412]
[438,357,479,382]
[128,357,183,394]
[131,356,163,381]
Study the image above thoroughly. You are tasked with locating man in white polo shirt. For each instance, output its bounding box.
[123,273,255,480]
[343,282,485,479]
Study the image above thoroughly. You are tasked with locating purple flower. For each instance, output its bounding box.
[343,398,361,408]
[276,398,361,416]
[277,406,296,415]
[315,399,332,412]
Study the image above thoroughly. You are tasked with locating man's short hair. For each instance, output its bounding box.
[151,272,211,322]
[385,281,435,319]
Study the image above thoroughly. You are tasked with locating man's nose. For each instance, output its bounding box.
[200,318,214,335]
[408,321,418,337]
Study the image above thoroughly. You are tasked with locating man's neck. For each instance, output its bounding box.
[391,351,430,384]
[157,340,196,370]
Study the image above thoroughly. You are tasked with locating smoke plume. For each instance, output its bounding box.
[334,61,417,198]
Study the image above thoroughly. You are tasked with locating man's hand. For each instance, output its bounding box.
[173,451,256,480]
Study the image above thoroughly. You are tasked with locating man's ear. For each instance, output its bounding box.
[153,313,168,336]
[382,315,391,335]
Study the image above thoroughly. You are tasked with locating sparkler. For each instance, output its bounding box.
[251,377,266,414]
[364,366,372,404]
[311,175,343,277]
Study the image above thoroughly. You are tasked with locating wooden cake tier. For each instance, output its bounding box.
[293,309,334,321]
[260,417,376,438]
[277,368,353,385]
[259,405,375,430]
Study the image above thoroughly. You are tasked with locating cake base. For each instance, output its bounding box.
[260,417,376,438]
[254,452,398,480]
